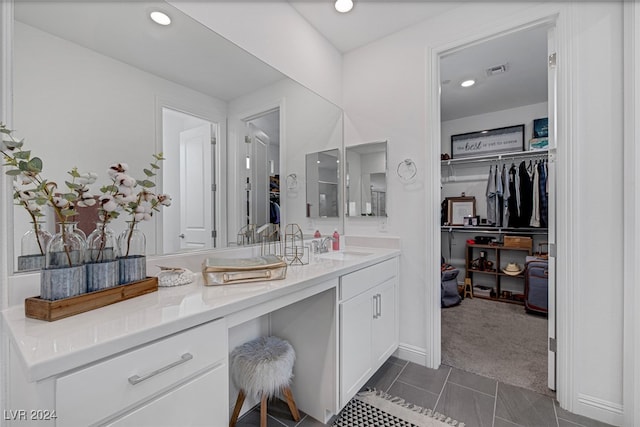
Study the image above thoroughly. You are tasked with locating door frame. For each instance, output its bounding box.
[155,98,226,252]
[623,1,640,425]
[426,12,574,408]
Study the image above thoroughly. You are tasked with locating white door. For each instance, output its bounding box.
[546,26,558,391]
[250,129,269,228]
[179,124,214,250]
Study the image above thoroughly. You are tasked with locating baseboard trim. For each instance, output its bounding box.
[394,343,428,366]
[575,393,623,426]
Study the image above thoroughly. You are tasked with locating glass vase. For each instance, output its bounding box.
[18,221,51,271]
[41,222,87,301]
[86,222,119,292]
[117,221,146,284]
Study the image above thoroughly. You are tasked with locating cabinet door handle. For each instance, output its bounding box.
[128,353,193,385]
[378,293,382,317]
[372,294,377,319]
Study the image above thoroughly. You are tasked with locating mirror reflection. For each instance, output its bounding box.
[10,1,343,273]
[345,141,388,217]
[306,149,340,218]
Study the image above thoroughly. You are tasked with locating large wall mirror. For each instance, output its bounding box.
[345,141,388,217]
[8,1,343,273]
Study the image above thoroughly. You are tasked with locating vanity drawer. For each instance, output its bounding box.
[340,257,398,301]
[56,318,227,426]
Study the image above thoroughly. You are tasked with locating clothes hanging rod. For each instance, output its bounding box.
[442,150,549,166]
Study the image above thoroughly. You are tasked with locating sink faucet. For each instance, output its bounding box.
[319,236,335,253]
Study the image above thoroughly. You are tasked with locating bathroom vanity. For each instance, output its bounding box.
[2,245,399,426]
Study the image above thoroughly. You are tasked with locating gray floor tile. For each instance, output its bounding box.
[435,382,495,427]
[387,379,439,410]
[363,360,405,392]
[558,419,583,427]
[235,407,287,427]
[555,403,616,427]
[494,416,526,427]
[267,398,307,427]
[387,355,408,367]
[396,361,451,395]
[296,415,329,427]
[495,382,557,427]
[446,366,497,397]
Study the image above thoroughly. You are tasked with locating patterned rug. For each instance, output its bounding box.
[332,389,465,427]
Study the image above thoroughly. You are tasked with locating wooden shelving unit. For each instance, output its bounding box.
[465,243,532,305]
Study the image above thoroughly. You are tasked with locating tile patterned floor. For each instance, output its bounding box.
[235,357,614,427]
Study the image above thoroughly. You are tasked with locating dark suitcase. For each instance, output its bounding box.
[525,259,548,315]
[441,268,461,308]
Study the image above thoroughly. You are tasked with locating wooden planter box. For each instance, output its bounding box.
[25,277,158,322]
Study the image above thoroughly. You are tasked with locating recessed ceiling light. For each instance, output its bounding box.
[460,79,476,88]
[335,0,354,13]
[150,11,171,26]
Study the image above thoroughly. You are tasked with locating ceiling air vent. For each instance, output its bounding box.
[486,64,508,76]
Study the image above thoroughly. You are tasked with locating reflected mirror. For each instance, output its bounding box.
[345,141,388,217]
[9,1,343,273]
[305,149,340,218]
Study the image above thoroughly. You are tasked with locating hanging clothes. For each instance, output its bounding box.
[501,164,510,228]
[530,162,541,227]
[496,163,504,227]
[539,161,548,227]
[518,161,533,227]
[507,164,519,227]
[486,165,497,226]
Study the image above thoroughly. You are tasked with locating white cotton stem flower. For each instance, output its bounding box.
[52,196,67,208]
[77,195,97,207]
[100,195,119,212]
[108,163,129,178]
[158,194,172,206]
[115,173,136,188]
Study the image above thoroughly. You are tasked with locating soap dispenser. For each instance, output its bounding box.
[314,230,321,238]
[332,229,340,251]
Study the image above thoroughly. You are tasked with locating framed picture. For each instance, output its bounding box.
[447,196,476,226]
[451,124,524,158]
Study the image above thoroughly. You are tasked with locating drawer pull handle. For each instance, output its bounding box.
[128,353,193,385]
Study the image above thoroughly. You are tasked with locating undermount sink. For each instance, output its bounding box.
[318,251,373,261]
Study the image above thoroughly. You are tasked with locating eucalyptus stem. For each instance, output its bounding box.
[23,202,45,255]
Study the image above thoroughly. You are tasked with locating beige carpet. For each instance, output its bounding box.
[441,297,554,397]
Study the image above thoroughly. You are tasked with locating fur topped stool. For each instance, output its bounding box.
[229,336,301,427]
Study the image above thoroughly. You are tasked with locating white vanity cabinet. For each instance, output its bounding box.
[339,257,399,407]
[8,318,228,427]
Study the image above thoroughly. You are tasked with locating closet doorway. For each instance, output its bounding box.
[437,22,557,396]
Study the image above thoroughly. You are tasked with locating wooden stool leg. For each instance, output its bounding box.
[282,386,301,421]
[464,278,473,299]
[260,394,268,427]
[229,389,246,427]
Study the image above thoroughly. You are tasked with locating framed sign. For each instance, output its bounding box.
[451,124,524,159]
[446,196,476,226]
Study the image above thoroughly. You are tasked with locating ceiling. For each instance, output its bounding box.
[15,1,548,122]
[289,1,548,121]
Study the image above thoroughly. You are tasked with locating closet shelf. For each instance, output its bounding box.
[441,226,548,235]
[441,149,549,167]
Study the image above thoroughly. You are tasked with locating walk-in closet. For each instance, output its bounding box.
[438,24,555,397]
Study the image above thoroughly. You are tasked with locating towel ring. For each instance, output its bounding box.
[397,159,417,182]
[286,173,298,190]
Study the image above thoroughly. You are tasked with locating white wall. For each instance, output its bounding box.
[168,1,343,108]
[227,79,343,240]
[342,2,624,424]
[13,22,227,261]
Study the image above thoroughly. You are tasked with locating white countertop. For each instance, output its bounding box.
[2,246,400,382]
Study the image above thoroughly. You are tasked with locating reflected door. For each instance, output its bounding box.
[179,124,214,249]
